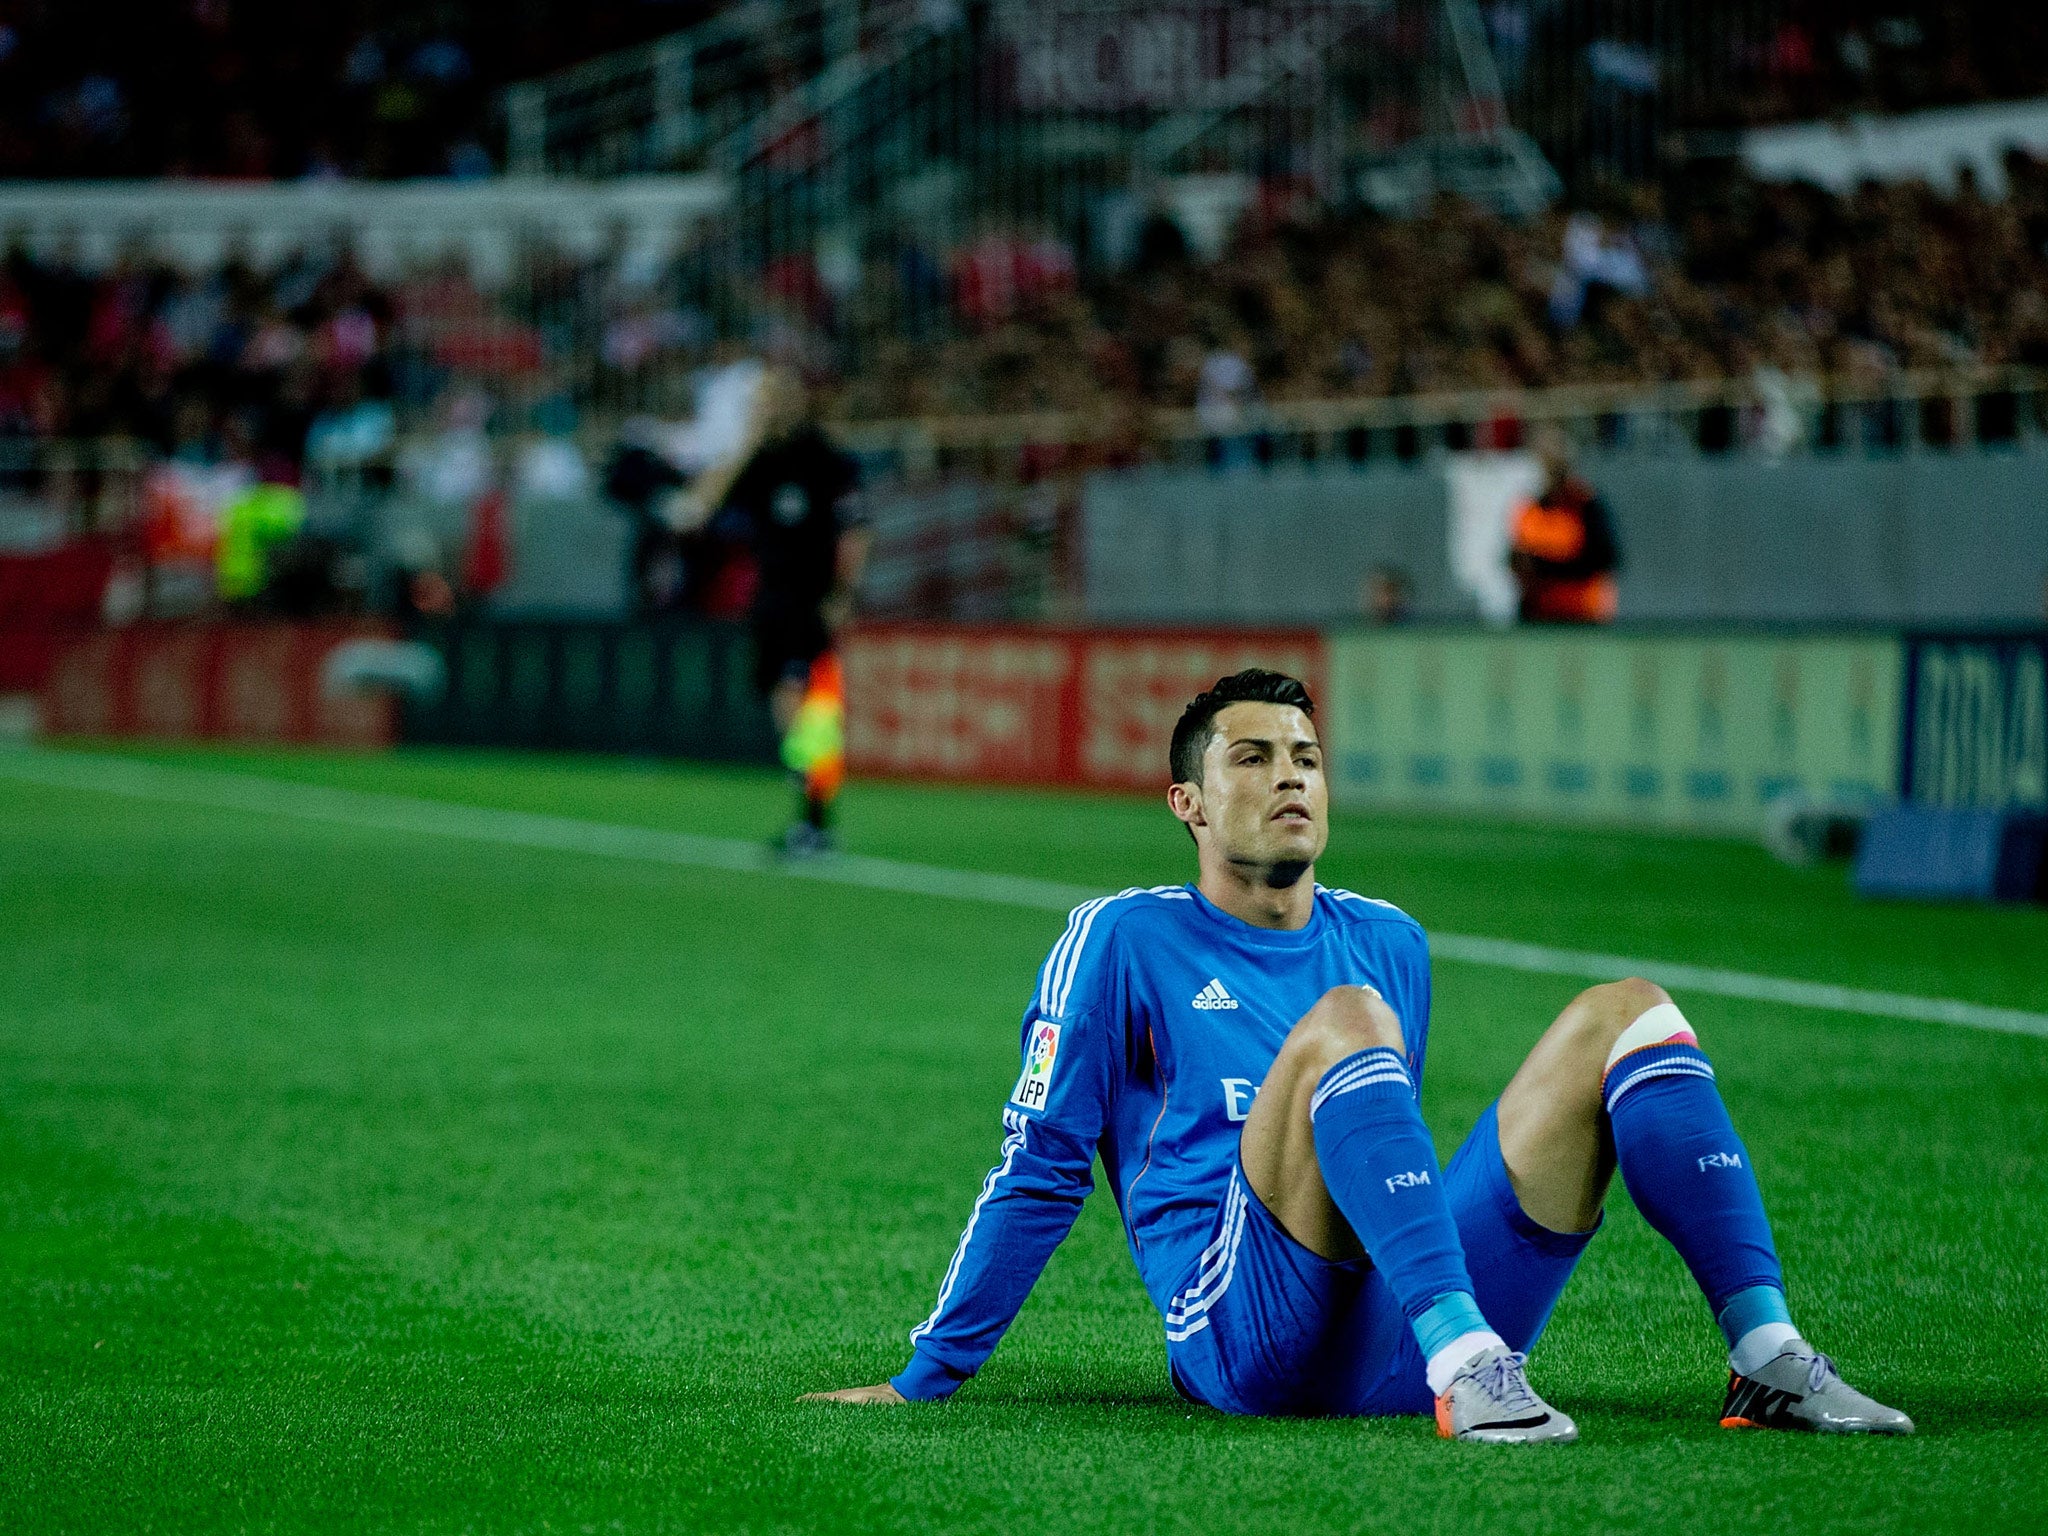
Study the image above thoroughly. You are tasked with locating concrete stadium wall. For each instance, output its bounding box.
[1592,450,2048,625]
[1084,463,1456,625]
[1083,448,2048,627]
[0,176,729,284]
[356,441,2048,629]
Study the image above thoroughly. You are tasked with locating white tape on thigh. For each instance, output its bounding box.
[1603,1001,1697,1074]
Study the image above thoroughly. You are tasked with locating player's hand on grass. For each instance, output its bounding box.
[798,1382,908,1406]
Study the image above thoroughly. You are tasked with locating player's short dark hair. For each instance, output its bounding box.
[1170,669,1317,785]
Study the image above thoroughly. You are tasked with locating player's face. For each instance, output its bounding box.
[1184,702,1328,871]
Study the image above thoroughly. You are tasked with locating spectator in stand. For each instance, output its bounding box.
[1510,429,1621,624]
[0,236,405,480]
[14,145,2048,514]
[1361,565,1414,626]
[1548,212,1650,330]
[1196,337,1259,468]
[0,4,718,181]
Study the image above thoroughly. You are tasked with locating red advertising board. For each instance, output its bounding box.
[843,626,1076,784]
[40,623,395,747]
[844,624,1327,791]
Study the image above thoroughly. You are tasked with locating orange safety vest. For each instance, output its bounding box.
[1512,492,1617,623]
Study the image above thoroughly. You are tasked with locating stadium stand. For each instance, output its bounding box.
[10,151,2048,450]
[0,1,717,181]
[7,0,2048,630]
[4,3,2044,182]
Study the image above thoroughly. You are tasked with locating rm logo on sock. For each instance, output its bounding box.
[1698,1151,1743,1171]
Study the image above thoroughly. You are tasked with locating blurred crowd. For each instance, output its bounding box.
[829,152,2048,421]
[1495,2,2048,149]
[0,240,401,477]
[0,237,587,623]
[11,150,2048,467]
[0,0,719,181]
[8,2,2048,629]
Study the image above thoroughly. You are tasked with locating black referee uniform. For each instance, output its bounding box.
[723,423,866,700]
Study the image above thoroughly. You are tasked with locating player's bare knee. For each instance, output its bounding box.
[1562,977,1672,1059]
[1288,985,1405,1071]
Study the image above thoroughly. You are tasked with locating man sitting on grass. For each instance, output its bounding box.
[805,670,1912,1441]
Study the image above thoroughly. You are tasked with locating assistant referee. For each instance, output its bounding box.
[717,369,871,852]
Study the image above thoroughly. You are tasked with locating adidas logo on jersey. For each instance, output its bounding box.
[1191,979,1240,1011]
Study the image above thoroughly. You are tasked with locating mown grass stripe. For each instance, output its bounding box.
[7,748,2045,1041]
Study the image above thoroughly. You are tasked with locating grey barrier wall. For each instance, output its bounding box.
[488,496,631,617]
[342,441,2048,627]
[351,484,631,620]
[1085,463,1457,625]
[1084,448,2048,627]
[1593,451,2048,625]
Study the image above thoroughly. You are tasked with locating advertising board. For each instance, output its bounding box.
[41,623,395,747]
[399,619,777,760]
[1901,634,2048,810]
[1324,629,1902,831]
[843,625,1326,791]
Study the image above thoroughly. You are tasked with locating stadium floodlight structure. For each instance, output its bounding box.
[502,1,870,181]
[500,1,1559,354]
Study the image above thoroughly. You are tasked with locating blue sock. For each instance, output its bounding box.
[1716,1283,1802,1373]
[1310,1048,1495,1383]
[1412,1291,1492,1359]
[1604,1039,1794,1365]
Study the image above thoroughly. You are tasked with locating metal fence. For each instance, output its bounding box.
[504,2,876,181]
[503,1,1555,356]
[835,363,2048,475]
[501,2,2047,227]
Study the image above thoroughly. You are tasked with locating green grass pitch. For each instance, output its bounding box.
[3,745,2045,1534]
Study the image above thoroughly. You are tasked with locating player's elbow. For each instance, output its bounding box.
[1014,1180,1092,1208]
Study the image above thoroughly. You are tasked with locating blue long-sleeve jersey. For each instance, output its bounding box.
[893,881,1432,1400]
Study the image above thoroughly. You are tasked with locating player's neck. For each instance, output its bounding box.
[1197,859,1316,931]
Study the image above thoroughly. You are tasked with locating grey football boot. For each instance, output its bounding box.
[1434,1346,1579,1444]
[1720,1348,1915,1434]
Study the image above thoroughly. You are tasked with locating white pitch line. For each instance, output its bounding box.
[6,749,2046,1041]
[1424,933,2048,1039]
[0,750,1100,914]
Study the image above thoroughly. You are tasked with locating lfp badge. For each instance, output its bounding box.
[1010,1021,1062,1111]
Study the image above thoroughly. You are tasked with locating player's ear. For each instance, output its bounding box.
[1168,779,1205,830]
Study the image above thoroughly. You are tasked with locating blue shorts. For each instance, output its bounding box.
[1162,1100,1598,1417]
